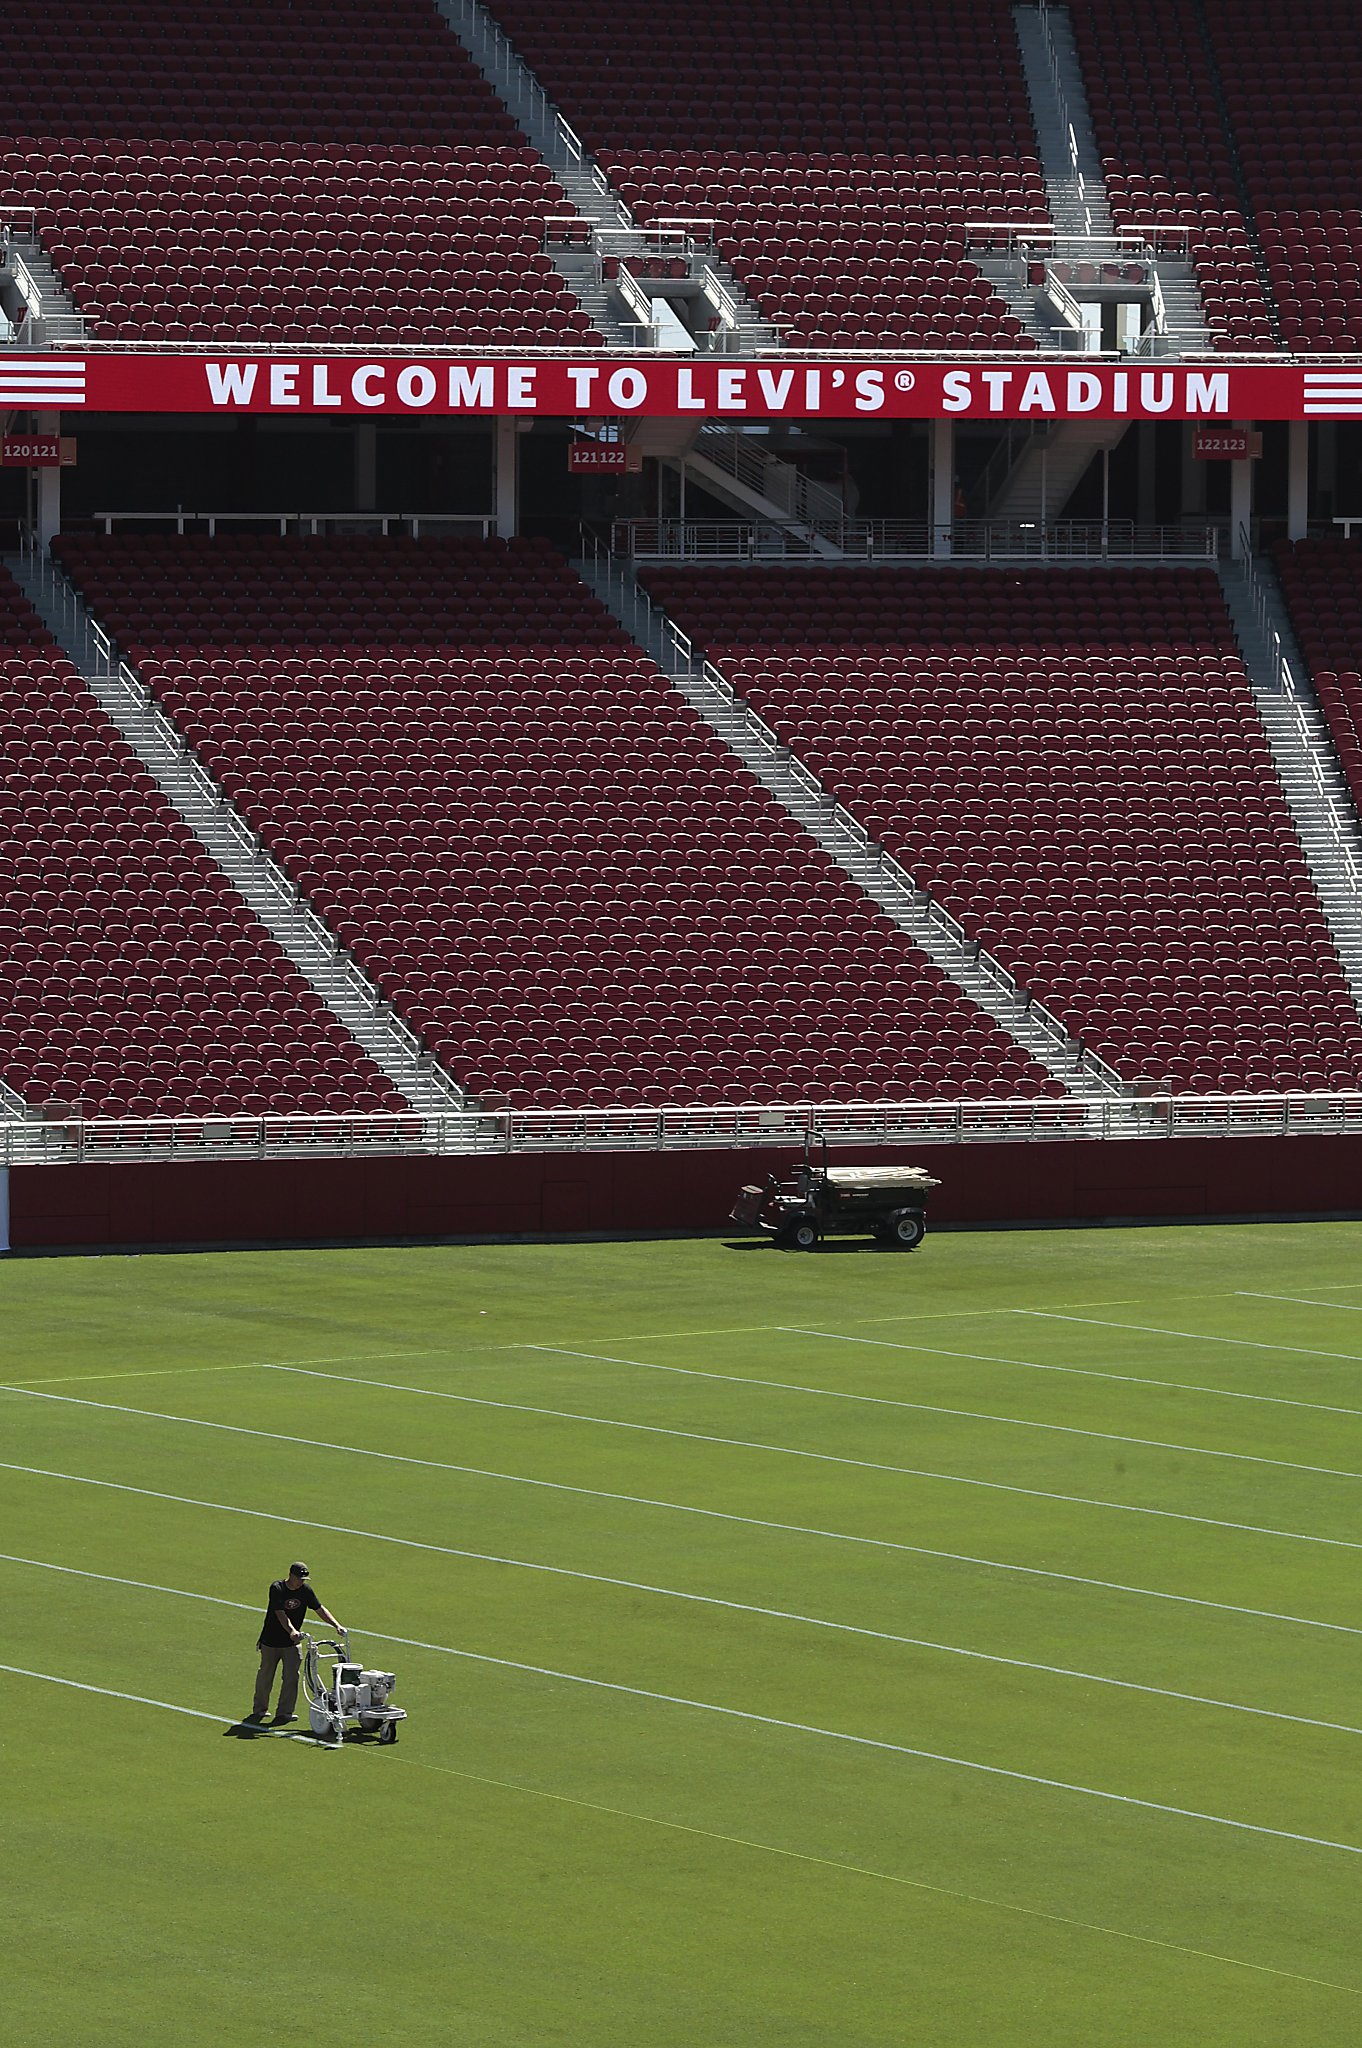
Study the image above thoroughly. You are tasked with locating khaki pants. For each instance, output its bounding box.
[252,1642,301,1721]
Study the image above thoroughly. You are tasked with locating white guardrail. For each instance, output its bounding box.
[7,1094,1362,1167]
[611,519,1223,562]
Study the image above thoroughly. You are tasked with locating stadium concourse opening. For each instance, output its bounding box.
[5,0,1362,1258]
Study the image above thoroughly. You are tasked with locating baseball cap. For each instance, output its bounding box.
[288,1561,310,1578]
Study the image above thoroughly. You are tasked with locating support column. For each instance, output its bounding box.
[354,424,377,512]
[35,410,61,551]
[1136,423,1157,527]
[930,417,952,559]
[1230,425,1254,557]
[1181,423,1207,516]
[494,416,519,539]
[1287,418,1310,542]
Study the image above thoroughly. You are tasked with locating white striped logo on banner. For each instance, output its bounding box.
[1303,371,1362,416]
[0,359,88,405]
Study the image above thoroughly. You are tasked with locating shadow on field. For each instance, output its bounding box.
[723,1239,911,1255]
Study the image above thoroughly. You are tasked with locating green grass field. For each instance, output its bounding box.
[5,1219,1362,2046]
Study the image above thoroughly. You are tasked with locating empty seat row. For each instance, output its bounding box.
[0,571,403,1117]
[54,534,1058,1110]
[484,0,1048,351]
[641,565,1362,1093]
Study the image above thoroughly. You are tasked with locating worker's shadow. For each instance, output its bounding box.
[223,1719,271,1738]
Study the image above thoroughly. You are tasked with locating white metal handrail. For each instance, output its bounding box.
[437,0,631,227]
[694,427,844,526]
[8,1091,1362,1165]
[82,511,495,537]
[1235,524,1362,899]
[14,536,450,1084]
[576,526,1123,1088]
[966,223,1191,261]
[611,518,1222,563]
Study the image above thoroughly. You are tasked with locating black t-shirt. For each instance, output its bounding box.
[258,1578,321,1647]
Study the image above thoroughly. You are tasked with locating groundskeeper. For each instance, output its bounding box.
[249,1562,343,1725]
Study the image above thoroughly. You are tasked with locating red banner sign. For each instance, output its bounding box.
[2,353,1361,421]
[0,433,76,466]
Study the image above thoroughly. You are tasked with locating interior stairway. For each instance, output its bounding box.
[989,418,1128,523]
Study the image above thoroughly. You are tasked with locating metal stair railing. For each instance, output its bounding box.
[694,427,844,525]
[577,526,1125,1092]
[609,517,1220,563]
[438,0,630,226]
[13,539,462,1099]
[1234,525,1362,903]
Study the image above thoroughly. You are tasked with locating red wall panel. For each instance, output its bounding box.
[9,1135,1362,1249]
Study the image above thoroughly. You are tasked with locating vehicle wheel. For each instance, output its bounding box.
[889,1211,925,1248]
[379,1720,398,1746]
[791,1221,819,1251]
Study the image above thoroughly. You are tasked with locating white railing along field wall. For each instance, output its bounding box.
[7,1094,1362,1167]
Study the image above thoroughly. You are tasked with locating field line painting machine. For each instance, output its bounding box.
[301,1630,407,1747]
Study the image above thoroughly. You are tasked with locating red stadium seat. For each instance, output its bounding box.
[52,534,1059,1109]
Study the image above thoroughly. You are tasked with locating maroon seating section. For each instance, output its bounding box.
[1066,1,1276,351]
[0,568,403,1117]
[1205,1,1362,352]
[642,566,1362,1093]
[484,0,1046,351]
[2,1,597,346]
[1275,539,1362,806]
[53,535,1058,1110]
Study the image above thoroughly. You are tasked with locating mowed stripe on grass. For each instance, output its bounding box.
[7,1225,1362,2046]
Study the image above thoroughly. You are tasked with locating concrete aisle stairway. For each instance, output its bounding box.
[436,0,778,348]
[2,228,86,344]
[7,552,466,1114]
[1012,2,1211,354]
[1218,555,1362,1008]
[577,546,1123,1101]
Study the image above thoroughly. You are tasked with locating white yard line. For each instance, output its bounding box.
[400,1757,1362,2000]
[3,1632,1356,1858]
[1238,1293,1362,1314]
[289,1357,1362,1483]
[8,1644,1355,1859]
[7,1551,1357,1741]
[6,1350,449,1388]
[779,1328,1362,1422]
[6,1381,1360,1553]
[0,1661,311,1736]
[5,1456,1359,1641]
[1018,1312,1362,1363]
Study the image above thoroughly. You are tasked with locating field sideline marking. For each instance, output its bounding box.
[4,1643,1358,1862]
[1019,1312,1362,1364]
[778,1328,1362,1423]
[7,1650,1357,1999]
[8,1550,1359,1742]
[0,1662,301,1737]
[1239,1293,1362,1315]
[6,1455,1360,1642]
[292,1355,1362,1483]
[402,1757,1362,2001]
[6,1381,1360,1555]
[5,1350,448,1388]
